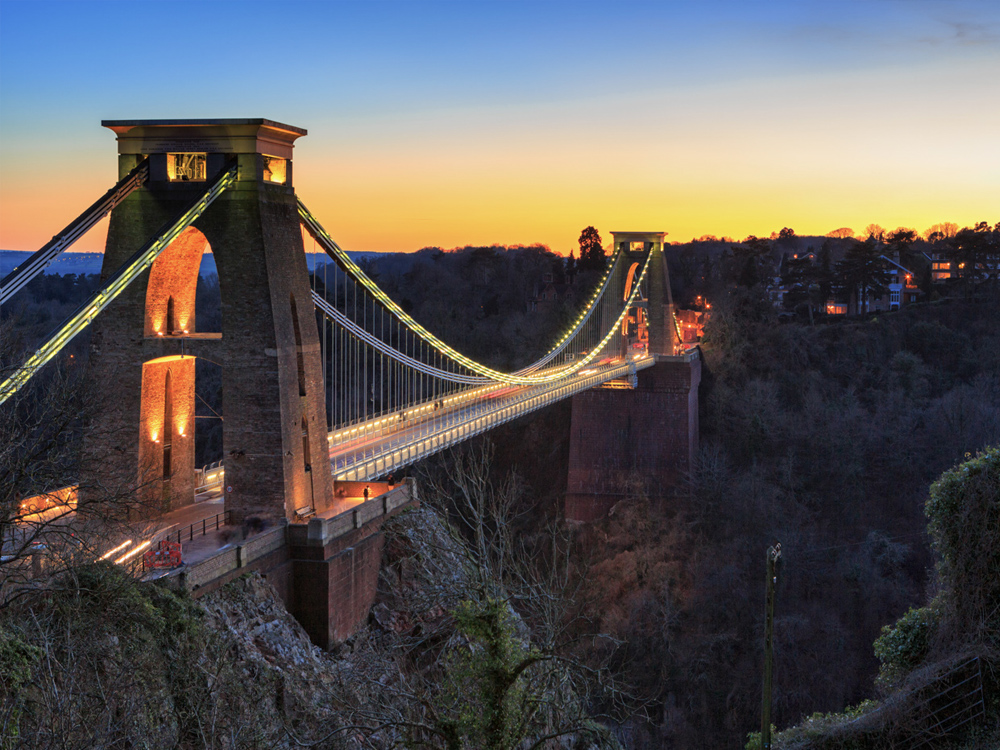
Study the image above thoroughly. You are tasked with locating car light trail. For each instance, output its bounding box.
[115,540,151,564]
[100,539,133,560]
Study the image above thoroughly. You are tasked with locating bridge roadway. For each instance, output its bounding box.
[329,354,655,481]
[6,358,651,575]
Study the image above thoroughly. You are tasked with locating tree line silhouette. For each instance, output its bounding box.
[670,220,999,319]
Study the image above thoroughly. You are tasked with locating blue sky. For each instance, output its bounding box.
[1,0,998,252]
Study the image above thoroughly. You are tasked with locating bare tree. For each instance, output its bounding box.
[301,440,630,749]
[923,222,958,241]
[863,223,887,242]
[1,315,158,607]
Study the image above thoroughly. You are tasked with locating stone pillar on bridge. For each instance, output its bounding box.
[565,232,700,522]
[613,231,676,356]
[79,119,333,524]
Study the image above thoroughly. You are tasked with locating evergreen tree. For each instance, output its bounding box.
[816,241,834,305]
[730,235,772,289]
[835,237,890,314]
[780,252,813,312]
[947,221,996,295]
[886,228,918,269]
[577,226,605,271]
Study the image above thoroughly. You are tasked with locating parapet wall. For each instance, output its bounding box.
[565,352,701,522]
[174,523,290,595]
[287,481,417,648]
[157,479,418,648]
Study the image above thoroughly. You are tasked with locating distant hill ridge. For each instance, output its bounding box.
[0,251,385,278]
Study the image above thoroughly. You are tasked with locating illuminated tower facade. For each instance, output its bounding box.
[80,119,332,523]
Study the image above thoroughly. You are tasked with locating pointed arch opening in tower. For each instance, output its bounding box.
[145,226,220,338]
[139,355,196,513]
[166,296,176,334]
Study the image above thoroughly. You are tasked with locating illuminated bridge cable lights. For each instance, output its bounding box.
[313,293,488,385]
[300,198,651,386]
[515,250,622,375]
[0,158,150,306]
[316,236,654,457]
[304,202,653,455]
[0,163,238,406]
[312,222,652,455]
[305,195,624,380]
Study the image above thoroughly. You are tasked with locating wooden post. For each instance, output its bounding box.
[761,543,781,749]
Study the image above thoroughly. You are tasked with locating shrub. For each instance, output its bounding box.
[873,606,937,690]
[925,446,1000,643]
[0,624,42,694]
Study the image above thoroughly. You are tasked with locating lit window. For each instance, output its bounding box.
[263,156,287,184]
[167,153,207,182]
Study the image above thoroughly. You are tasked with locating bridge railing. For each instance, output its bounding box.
[331,357,655,481]
[162,510,232,546]
[194,461,225,494]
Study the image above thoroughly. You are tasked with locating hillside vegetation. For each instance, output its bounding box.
[0,501,617,749]
[752,446,1000,749]
[3,233,999,748]
[356,247,1000,748]
[569,294,999,747]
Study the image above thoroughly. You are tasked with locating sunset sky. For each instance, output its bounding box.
[0,0,997,255]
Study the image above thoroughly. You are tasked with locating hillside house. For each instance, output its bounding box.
[529,273,576,312]
[675,308,708,346]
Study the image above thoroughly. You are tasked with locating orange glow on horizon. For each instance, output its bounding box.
[3,193,992,259]
[3,53,996,259]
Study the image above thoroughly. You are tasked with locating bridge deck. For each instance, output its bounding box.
[329,355,654,481]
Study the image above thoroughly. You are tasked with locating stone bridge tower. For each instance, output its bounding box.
[565,232,701,521]
[80,119,332,524]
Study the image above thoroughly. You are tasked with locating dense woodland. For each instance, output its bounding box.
[398,223,1000,747]
[2,220,999,748]
[472,294,1000,747]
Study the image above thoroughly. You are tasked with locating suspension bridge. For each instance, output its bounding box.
[1,119,699,646]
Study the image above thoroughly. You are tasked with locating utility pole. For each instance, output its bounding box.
[761,542,781,749]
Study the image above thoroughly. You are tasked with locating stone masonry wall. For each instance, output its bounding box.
[83,155,332,526]
[196,175,333,524]
[161,482,419,650]
[565,354,701,522]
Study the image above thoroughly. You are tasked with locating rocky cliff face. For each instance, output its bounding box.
[0,506,466,749]
[193,504,466,748]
